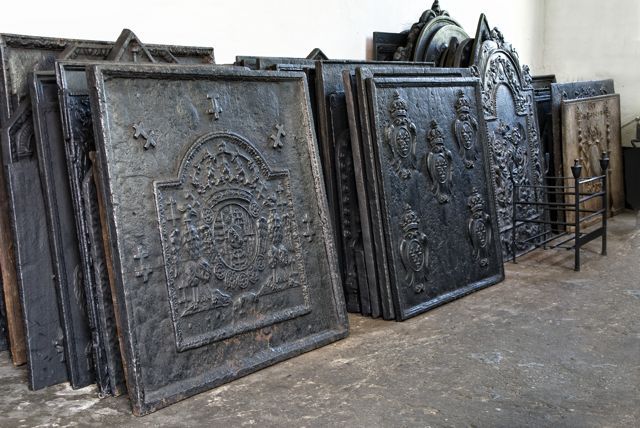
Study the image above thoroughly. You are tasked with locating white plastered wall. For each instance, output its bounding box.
[0,1,544,68]
[3,1,635,140]
[542,0,640,145]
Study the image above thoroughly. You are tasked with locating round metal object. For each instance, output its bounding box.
[412,16,463,62]
[422,24,469,64]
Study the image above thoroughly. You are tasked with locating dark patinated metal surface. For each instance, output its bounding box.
[360,73,504,320]
[422,24,468,65]
[316,61,437,318]
[373,32,409,61]
[550,79,614,179]
[30,72,79,390]
[342,65,471,319]
[2,98,66,380]
[561,94,624,220]
[531,75,558,227]
[235,49,324,70]
[472,27,546,258]
[86,64,348,415]
[53,31,215,396]
[469,14,492,68]
[389,0,452,61]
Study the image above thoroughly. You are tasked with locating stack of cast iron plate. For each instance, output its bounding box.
[0,29,348,415]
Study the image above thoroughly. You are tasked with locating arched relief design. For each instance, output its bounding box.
[155,132,311,351]
[474,27,546,257]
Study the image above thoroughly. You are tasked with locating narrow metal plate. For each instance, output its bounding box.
[87,64,348,415]
[344,65,471,320]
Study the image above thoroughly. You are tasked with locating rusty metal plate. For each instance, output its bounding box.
[473,30,546,258]
[550,79,614,179]
[87,64,348,415]
[343,65,471,320]
[53,31,215,396]
[561,94,624,222]
[361,73,504,320]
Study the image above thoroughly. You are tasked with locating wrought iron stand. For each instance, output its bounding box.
[512,153,610,271]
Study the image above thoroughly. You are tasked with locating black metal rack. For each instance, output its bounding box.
[512,153,610,271]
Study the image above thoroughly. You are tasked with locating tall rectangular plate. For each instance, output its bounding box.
[561,94,624,221]
[363,74,504,320]
[88,64,348,415]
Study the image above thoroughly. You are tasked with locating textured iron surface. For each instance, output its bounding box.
[87,64,348,415]
[561,95,624,219]
[550,79,614,179]
[372,32,409,61]
[473,27,546,258]
[54,31,216,396]
[32,72,84,390]
[3,98,65,384]
[361,74,503,320]
[343,65,470,319]
[316,61,440,318]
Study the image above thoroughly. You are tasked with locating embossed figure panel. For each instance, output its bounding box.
[87,64,347,415]
[562,94,624,221]
[550,79,614,179]
[53,31,215,396]
[362,75,503,320]
[473,27,546,258]
[344,65,472,320]
[317,61,454,319]
[0,32,214,368]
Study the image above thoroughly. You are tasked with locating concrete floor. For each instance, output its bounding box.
[0,213,638,427]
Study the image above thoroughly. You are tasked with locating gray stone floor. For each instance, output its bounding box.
[1,213,639,427]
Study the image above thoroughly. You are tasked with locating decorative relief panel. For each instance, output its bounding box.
[361,74,504,321]
[561,94,624,220]
[155,132,310,351]
[474,27,546,257]
[384,91,417,179]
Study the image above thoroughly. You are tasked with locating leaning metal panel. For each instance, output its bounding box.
[54,31,215,396]
[363,74,504,320]
[316,60,436,318]
[3,100,66,384]
[344,65,471,320]
[0,33,214,368]
[87,64,348,415]
[550,79,614,179]
[562,94,624,220]
[472,28,546,258]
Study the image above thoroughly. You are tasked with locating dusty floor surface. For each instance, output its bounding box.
[0,213,638,427]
